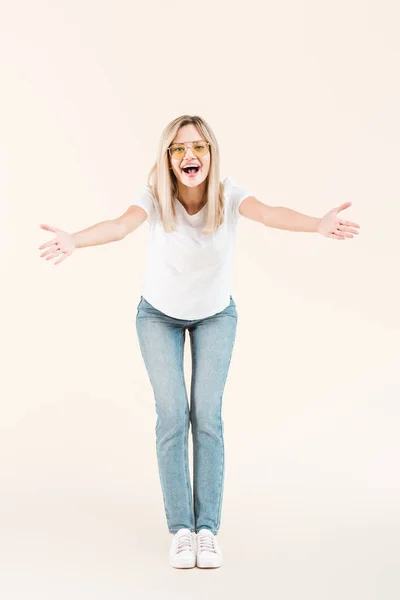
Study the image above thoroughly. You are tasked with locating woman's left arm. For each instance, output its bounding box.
[239,196,361,240]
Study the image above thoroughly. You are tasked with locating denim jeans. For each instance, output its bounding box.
[135,295,238,535]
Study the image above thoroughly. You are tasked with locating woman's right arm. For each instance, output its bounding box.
[73,205,148,246]
[38,206,147,265]
[113,205,148,239]
[71,219,124,248]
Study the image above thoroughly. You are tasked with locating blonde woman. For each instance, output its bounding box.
[39,114,361,569]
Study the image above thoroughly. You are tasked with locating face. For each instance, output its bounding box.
[169,124,211,187]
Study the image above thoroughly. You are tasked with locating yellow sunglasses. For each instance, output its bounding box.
[168,140,210,160]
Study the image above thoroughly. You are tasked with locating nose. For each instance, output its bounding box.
[183,146,196,159]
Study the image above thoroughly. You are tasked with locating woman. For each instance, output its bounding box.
[38,114,361,569]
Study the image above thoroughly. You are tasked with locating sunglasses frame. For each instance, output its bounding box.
[168,140,211,159]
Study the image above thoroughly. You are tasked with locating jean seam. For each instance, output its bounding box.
[214,391,225,533]
[179,329,194,531]
[215,322,237,531]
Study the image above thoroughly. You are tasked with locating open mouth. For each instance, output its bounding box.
[182,165,200,176]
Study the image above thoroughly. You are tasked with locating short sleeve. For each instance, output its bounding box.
[130,186,155,224]
[224,176,253,219]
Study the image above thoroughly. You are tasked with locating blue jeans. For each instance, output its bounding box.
[135,295,238,535]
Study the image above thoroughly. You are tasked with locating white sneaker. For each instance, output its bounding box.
[169,528,196,569]
[196,529,223,568]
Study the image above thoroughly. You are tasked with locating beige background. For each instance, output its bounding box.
[1,0,400,598]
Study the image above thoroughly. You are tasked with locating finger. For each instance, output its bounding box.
[40,244,59,257]
[336,227,355,237]
[338,226,359,235]
[39,238,57,250]
[54,253,68,265]
[340,220,360,228]
[45,248,63,260]
[330,232,345,240]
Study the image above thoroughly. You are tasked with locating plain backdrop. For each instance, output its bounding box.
[1,1,399,598]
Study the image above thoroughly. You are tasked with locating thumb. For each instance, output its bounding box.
[335,202,352,213]
[40,224,57,232]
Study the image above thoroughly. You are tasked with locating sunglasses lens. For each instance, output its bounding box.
[170,146,185,159]
[170,142,209,159]
[193,142,208,157]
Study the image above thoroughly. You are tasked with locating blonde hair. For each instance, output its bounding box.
[147,114,225,235]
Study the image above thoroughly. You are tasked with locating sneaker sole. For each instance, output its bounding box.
[169,557,196,568]
[196,557,223,568]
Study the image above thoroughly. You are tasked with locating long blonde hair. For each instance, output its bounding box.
[147,114,225,235]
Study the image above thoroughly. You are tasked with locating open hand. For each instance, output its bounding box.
[38,224,76,265]
[317,202,360,240]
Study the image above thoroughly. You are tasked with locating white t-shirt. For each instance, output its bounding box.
[130,175,252,320]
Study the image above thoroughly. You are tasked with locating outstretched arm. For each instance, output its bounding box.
[239,196,360,240]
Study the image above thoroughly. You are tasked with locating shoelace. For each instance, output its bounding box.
[175,532,193,553]
[197,533,216,553]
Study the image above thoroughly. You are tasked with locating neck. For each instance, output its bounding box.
[176,180,207,214]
